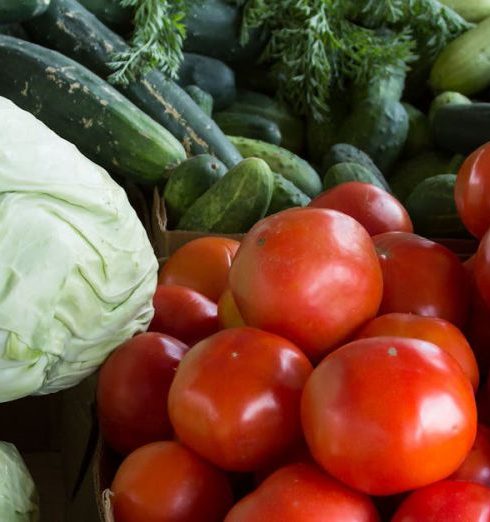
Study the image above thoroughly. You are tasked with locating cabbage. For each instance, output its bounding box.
[0,442,39,522]
[0,97,158,401]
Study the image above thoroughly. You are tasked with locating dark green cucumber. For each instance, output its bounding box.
[0,24,29,38]
[77,0,132,31]
[177,158,274,233]
[178,53,236,111]
[351,66,406,105]
[402,103,433,158]
[267,173,311,216]
[184,86,213,117]
[164,154,227,227]
[214,112,282,145]
[25,0,242,168]
[228,136,322,198]
[0,35,185,182]
[323,162,388,191]
[405,174,468,238]
[428,91,472,123]
[0,0,50,23]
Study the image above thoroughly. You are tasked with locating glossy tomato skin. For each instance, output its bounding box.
[158,237,240,302]
[149,285,219,345]
[451,424,490,487]
[301,336,477,496]
[356,312,479,391]
[97,333,188,455]
[391,480,490,522]
[218,287,245,329]
[373,232,470,328]
[309,181,413,236]
[455,142,490,239]
[474,229,490,313]
[224,462,380,522]
[229,208,383,361]
[111,441,233,522]
[168,327,313,472]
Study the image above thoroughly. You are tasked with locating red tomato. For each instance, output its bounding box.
[229,208,383,361]
[301,337,477,495]
[356,312,479,391]
[373,232,470,328]
[149,285,219,345]
[225,462,380,522]
[97,333,188,454]
[391,480,490,522]
[218,287,245,329]
[111,441,233,522]
[168,327,313,472]
[158,237,240,302]
[455,142,490,239]
[451,424,490,487]
[309,181,413,236]
[474,229,490,313]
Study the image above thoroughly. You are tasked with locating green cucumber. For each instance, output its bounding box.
[439,0,490,22]
[164,155,227,227]
[267,173,311,216]
[0,35,185,183]
[0,24,29,38]
[405,174,468,238]
[428,91,472,123]
[214,112,282,145]
[184,86,213,117]
[228,136,322,198]
[25,0,242,168]
[402,103,432,158]
[77,0,132,31]
[351,66,406,105]
[177,158,274,233]
[0,0,50,23]
[323,162,388,191]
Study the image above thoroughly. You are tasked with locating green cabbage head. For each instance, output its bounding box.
[0,97,158,401]
[0,442,39,521]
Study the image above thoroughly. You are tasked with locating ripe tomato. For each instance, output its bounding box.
[224,462,380,522]
[149,285,219,345]
[391,480,490,522]
[309,181,413,236]
[158,237,240,302]
[373,232,470,328]
[229,208,383,361]
[451,424,490,487]
[474,229,490,312]
[455,142,490,239]
[168,327,313,472]
[356,312,479,391]
[218,287,245,329]
[301,337,477,496]
[97,333,188,455]
[111,441,233,522]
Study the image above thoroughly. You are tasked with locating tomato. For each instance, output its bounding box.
[111,441,233,522]
[96,333,188,454]
[391,480,490,522]
[309,181,413,236]
[218,287,245,329]
[451,424,490,487]
[356,312,479,391]
[149,285,219,345]
[168,327,313,472]
[474,229,490,313]
[455,142,490,239]
[229,208,383,361]
[301,336,477,496]
[158,237,240,302]
[225,462,380,522]
[373,232,470,328]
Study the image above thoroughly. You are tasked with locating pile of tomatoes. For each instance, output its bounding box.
[97,143,490,521]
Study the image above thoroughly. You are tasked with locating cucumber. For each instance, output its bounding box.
[439,0,490,22]
[351,66,406,105]
[428,91,471,123]
[177,158,274,233]
[323,162,389,192]
[0,24,29,39]
[405,174,468,238]
[178,53,236,111]
[0,35,185,183]
[25,0,242,168]
[402,103,432,158]
[184,85,213,117]
[321,143,390,192]
[267,173,311,216]
[214,112,282,145]
[164,155,227,227]
[228,136,322,198]
[0,0,50,23]
[430,17,490,95]
[432,103,490,154]
[77,0,132,31]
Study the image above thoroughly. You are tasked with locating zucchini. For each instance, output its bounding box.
[77,0,132,31]
[0,0,50,23]
[177,158,274,233]
[0,35,185,183]
[267,173,311,216]
[228,136,322,198]
[184,86,213,117]
[438,0,490,23]
[323,162,388,192]
[402,103,432,158]
[430,17,490,95]
[214,112,282,145]
[25,0,242,168]
[428,91,471,123]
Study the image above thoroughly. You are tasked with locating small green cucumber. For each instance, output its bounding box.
[184,85,213,117]
[214,112,282,145]
[267,173,311,216]
[323,162,388,191]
